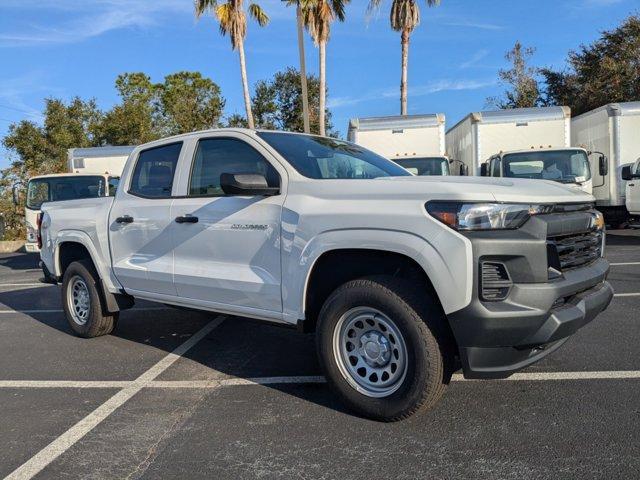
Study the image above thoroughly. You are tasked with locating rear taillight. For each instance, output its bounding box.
[36,213,43,249]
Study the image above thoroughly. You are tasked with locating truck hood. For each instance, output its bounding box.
[376,175,594,204]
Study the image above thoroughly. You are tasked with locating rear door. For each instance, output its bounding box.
[170,133,286,314]
[109,142,183,296]
[626,159,640,214]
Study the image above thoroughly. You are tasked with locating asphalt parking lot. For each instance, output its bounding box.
[1,230,639,480]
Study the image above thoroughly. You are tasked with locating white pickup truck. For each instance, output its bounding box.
[39,129,613,421]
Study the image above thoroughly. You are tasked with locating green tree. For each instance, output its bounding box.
[195,0,269,129]
[96,73,158,145]
[1,97,103,239]
[368,0,441,115]
[487,41,542,109]
[157,71,225,134]
[225,113,250,128]
[541,15,640,115]
[251,67,333,133]
[302,0,349,135]
[3,97,102,179]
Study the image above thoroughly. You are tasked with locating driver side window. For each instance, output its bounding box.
[189,138,280,197]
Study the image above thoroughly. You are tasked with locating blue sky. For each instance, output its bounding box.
[0,0,637,167]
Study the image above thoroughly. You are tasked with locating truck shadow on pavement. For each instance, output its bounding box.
[0,252,40,271]
[0,285,356,416]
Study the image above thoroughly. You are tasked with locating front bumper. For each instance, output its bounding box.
[447,210,613,379]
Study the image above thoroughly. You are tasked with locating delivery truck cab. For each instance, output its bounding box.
[622,159,640,218]
[348,114,459,175]
[572,102,640,227]
[14,145,134,252]
[480,147,601,194]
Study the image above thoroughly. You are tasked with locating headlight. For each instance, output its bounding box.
[426,202,551,231]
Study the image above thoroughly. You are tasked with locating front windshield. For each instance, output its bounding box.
[26,176,106,210]
[394,157,450,176]
[257,132,411,179]
[502,150,591,184]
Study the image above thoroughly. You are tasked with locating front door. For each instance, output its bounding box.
[626,159,640,215]
[109,141,183,296]
[170,135,285,314]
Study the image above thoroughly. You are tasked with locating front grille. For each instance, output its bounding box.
[548,230,603,271]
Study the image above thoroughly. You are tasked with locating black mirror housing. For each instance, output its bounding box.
[480,163,488,177]
[599,155,608,177]
[220,173,279,196]
[621,165,633,181]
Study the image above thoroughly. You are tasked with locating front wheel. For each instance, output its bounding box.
[61,260,118,338]
[316,276,452,422]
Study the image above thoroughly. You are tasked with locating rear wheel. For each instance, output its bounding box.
[316,276,453,422]
[62,260,118,338]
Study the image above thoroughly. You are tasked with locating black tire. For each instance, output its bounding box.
[316,275,453,422]
[61,259,118,338]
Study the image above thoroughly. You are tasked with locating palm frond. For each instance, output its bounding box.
[194,0,218,18]
[248,3,270,26]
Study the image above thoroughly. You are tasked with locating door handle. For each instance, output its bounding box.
[630,183,635,187]
[115,215,134,224]
[175,215,199,224]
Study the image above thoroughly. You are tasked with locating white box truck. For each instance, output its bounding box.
[15,145,134,252]
[572,102,640,226]
[348,114,457,175]
[446,106,599,195]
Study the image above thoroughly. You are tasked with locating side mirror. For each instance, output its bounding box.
[12,182,22,207]
[460,164,468,176]
[220,173,279,196]
[622,165,633,181]
[598,155,608,177]
[480,163,488,177]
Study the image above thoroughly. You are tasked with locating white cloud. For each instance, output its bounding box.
[442,21,504,31]
[460,49,490,69]
[0,72,52,120]
[328,79,497,108]
[0,0,291,47]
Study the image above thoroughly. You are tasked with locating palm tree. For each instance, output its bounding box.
[368,0,440,115]
[283,1,311,133]
[302,0,349,136]
[195,0,269,129]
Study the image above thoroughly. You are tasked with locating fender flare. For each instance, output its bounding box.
[53,230,122,293]
[281,228,472,322]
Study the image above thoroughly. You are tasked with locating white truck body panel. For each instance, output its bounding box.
[446,106,571,176]
[68,146,135,176]
[572,102,640,208]
[40,129,594,326]
[347,114,446,163]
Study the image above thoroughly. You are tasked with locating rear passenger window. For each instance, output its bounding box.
[129,143,182,198]
[189,138,279,197]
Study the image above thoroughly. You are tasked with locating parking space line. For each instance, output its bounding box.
[5,316,225,480]
[0,381,132,388]
[3,371,640,392]
[613,293,640,297]
[610,262,640,266]
[0,283,50,288]
[0,307,174,314]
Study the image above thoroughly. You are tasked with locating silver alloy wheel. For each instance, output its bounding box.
[333,307,408,398]
[67,275,91,326]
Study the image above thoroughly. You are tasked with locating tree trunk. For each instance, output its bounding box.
[319,40,326,136]
[400,29,410,116]
[297,6,310,134]
[238,39,255,129]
